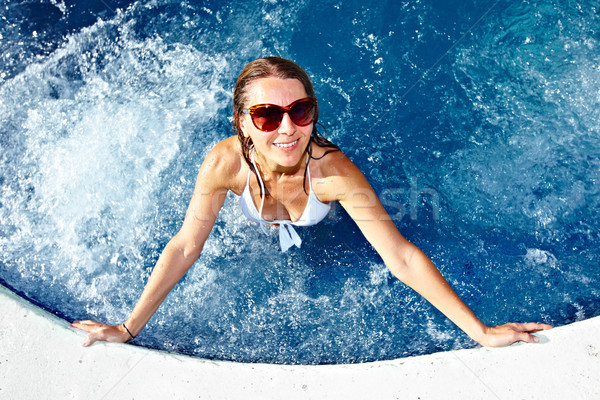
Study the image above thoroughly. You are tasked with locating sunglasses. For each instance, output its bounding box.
[242,97,317,132]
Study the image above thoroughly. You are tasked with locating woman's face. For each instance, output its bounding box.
[239,77,313,170]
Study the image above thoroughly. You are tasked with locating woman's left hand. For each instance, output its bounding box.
[476,322,553,347]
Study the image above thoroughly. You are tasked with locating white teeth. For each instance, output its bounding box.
[274,140,298,148]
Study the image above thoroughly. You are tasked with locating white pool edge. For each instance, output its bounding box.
[1,284,599,400]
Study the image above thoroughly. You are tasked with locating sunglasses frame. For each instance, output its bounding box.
[241,97,318,132]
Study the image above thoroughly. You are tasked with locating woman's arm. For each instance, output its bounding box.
[71,141,235,345]
[330,155,551,346]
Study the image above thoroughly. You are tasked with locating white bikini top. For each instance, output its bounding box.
[239,150,331,251]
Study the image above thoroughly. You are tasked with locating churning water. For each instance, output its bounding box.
[1,0,599,364]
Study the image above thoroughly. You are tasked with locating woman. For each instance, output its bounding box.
[72,57,551,347]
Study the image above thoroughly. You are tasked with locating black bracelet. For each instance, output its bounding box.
[122,323,135,340]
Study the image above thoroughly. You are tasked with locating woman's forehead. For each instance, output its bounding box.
[245,77,308,105]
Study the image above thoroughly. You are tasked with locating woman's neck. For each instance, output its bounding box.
[254,151,307,181]
[253,142,311,181]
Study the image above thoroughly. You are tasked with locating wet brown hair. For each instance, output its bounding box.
[233,56,339,196]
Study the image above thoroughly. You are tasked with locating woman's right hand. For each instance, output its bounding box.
[71,320,133,347]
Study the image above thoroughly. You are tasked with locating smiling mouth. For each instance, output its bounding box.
[273,139,299,148]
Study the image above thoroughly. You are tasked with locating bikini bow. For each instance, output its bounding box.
[279,223,302,252]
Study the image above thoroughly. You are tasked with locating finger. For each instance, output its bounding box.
[529,323,553,332]
[82,333,98,347]
[514,322,553,333]
[515,332,540,344]
[71,321,99,332]
[71,320,98,329]
[72,320,97,325]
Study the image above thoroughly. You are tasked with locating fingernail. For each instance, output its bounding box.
[533,336,539,343]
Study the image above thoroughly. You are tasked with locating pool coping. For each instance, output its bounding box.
[1,284,599,400]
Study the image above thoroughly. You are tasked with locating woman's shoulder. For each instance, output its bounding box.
[198,136,246,192]
[311,142,357,176]
[203,136,241,167]
[310,142,369,202]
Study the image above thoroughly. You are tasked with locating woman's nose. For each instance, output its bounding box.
[277,112,296,134]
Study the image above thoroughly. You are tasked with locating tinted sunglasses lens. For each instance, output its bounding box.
[252,107,284,131]
[290,100,315,126]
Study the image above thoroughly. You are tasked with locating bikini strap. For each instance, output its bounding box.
[305,152,313,192]
[250,149,266,216]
